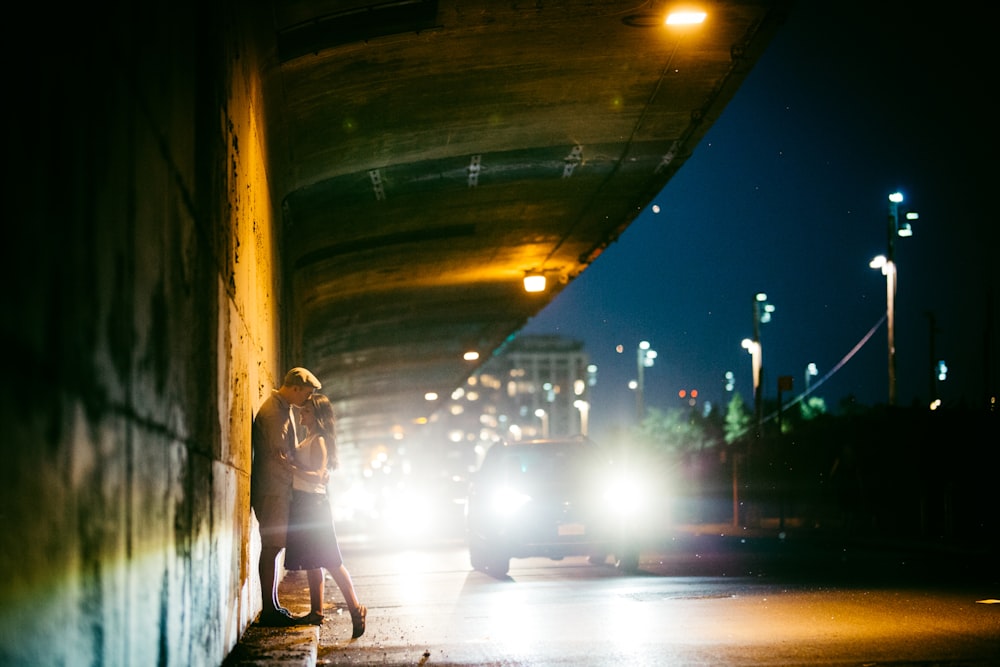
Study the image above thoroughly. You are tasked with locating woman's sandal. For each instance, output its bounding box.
[303,611,325,626]
[350,605,367,639]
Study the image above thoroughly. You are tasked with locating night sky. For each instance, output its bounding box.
[521,2,996,441]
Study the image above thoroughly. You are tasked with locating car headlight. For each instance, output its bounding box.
[604,476,645,516]
[490,486,531,516]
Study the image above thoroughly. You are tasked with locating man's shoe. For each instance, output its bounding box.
[257,608,306,627]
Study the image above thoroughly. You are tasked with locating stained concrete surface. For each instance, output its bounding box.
[223,569,356,666]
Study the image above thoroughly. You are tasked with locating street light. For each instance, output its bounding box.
[870,191,917,406]
[805,363,818,393]
[635,340,657,420]
[534,408,549,438]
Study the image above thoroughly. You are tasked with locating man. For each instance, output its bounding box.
[251,367,322,626]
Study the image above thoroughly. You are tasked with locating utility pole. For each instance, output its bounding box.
[885,195,899,406]
[875,192,916,406]
[750,292,774,434]
[927,311,938,404]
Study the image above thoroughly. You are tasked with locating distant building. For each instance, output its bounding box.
[430,334,594,475]
[492,334,594,439]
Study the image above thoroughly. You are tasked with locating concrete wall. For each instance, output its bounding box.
[1,3,282,664]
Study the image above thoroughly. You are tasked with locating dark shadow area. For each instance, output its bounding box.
[665,407,999,555]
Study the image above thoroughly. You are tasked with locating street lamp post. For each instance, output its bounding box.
[737,294,771,530]
[870,191,917,407]
[741,338,761,424]
[746,293,774,433]
[635,340,657,420]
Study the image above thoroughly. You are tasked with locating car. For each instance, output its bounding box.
[465,436,647,576]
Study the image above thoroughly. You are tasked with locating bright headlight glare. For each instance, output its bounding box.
[382,490,433,535]
[491,487,531,516]
[605,478,644,515]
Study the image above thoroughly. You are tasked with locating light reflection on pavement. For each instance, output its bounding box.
[276,537,1000,667]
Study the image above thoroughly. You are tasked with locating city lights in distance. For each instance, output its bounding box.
[898,215,916,236]
[639,340,657,367]
[755,292,775,323]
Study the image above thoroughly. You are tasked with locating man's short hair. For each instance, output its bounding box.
[283,367,322,389]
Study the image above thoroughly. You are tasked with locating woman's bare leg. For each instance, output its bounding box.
[330,563,366,638]
[329,564,360,610]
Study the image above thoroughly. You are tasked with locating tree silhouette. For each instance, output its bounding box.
[724,393,752,444]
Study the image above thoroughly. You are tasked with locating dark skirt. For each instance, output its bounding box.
[284,490,344,571]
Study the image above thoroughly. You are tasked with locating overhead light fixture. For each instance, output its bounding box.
[463,350,480,361]
[666,11,707,25]
[523,272,547,293]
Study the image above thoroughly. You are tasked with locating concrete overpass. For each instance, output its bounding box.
[1,1,791,663]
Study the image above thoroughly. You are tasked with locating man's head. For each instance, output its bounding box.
[281,367,322,406]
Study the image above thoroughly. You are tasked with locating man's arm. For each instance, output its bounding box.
[254,399,294,472]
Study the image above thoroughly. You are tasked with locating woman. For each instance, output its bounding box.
[285,393,367,638]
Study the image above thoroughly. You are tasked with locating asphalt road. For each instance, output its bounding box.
[277,528,1000,666]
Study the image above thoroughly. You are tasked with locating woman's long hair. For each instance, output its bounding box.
[308,393,339,471]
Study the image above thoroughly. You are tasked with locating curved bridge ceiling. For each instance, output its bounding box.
[261,0,792,449]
